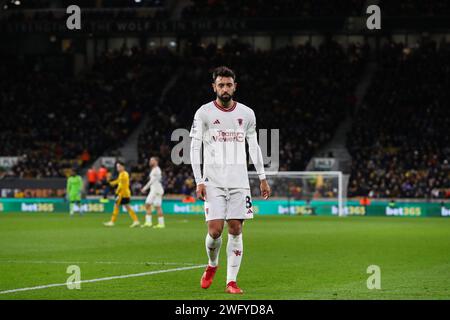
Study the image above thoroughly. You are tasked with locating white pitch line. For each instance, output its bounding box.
[0,264,206,295]
[0,260,197,266]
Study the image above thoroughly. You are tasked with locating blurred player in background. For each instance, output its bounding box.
[141,157,165,228]
[66,168,83,216]
[104,161,140,228]
[190,66,271,294]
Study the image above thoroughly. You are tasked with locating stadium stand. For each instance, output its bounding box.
[1,0,449,200]
[135,39,368,196]
[0,46,177,179]
[181,0,366,18]
[347,40,450,199]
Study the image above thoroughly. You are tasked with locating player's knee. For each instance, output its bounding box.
[208,229,222,239]
[228,226,242,236]
[228,221,242,235]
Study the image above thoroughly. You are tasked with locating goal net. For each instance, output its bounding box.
[248,171,347,217]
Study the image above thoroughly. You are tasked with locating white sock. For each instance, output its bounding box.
[145,215,152,224]
[226,233,243,284]
[205,233,222,267]
[158,216,165,226]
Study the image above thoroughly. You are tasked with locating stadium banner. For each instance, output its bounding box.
[0,18,344,35]
[0,198,449,217]
[2,17,449,35]
[312,158,335,170]
[100,157,118,168]
[0,178,66,198]
[0,157,21,168]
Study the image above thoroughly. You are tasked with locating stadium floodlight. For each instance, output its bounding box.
[249,171,347,217]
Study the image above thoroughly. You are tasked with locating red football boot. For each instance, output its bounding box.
[225,281,244,294]
[200,265,218,289]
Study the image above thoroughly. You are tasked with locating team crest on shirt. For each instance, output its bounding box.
[237,118,243,126]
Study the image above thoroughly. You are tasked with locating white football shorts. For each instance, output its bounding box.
[204,185,254,221]
[145,188,164,207]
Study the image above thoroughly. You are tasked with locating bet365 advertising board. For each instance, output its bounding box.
[0,198,449,217]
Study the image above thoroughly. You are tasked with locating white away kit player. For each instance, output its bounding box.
[141,157,165,228]
[190,66,271,294]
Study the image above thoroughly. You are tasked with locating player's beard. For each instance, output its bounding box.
[218,92,233,104]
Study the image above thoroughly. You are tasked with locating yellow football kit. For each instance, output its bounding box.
[109,170,138,223]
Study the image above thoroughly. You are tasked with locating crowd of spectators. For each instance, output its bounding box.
[0,45,177,179]
[4,37,448,200]
[85,164,112,196]
[135,39,368,197]
[347,40,450,199]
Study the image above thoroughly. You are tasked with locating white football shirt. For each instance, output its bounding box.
[147,166,164,194]
[189,100,266,189]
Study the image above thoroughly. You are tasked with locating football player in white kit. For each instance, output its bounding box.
[190,66,271,294]
[141,157,165,228]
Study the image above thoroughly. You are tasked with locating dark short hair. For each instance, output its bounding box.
[212,66,236,82]
[116,160,125,167]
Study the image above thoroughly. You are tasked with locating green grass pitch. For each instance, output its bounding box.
[0,212,449,300]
